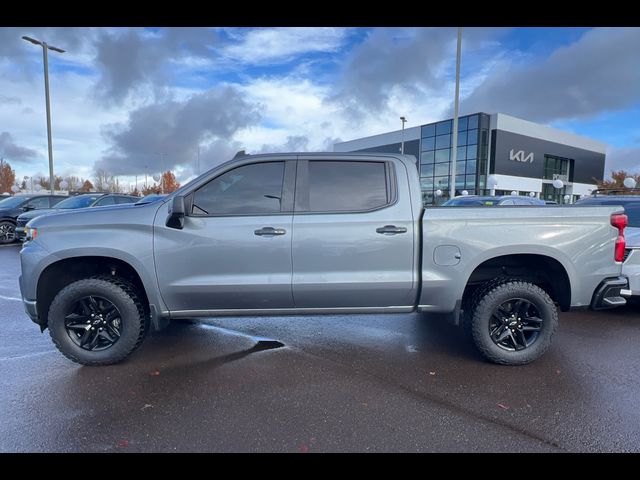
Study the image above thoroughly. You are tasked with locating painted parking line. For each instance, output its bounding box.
[0,294,22,302]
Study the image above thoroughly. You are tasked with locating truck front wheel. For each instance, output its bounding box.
[468,280,558,365]
[48,276,148,366]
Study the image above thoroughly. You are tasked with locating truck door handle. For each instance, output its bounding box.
[254,227,286,237]
[376,225,407,235]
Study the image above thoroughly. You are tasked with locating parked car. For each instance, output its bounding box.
[135,194,167,205]
[575,192,640,300]
[20,152,627,367]
[0,194,66,244]
[15,193,139,241]
[443,195,546,206]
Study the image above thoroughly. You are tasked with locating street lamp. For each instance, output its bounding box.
[400,116,407,154]
[22,36,65,195]
[449,27,463,199]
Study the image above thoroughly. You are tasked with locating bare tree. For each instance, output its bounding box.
[94,169,113,192]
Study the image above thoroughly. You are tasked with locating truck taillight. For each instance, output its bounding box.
[611,213,628,262]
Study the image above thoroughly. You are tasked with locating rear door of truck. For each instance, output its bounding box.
[290,155,417,309]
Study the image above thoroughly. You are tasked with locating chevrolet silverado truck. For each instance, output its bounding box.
[19,152,629,366]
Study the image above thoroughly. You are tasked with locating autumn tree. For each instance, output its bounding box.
[161,171,180,193]
[0,159,16,194]
[141,184,161,196]
[79,179,94,192]
[597,170,640,190]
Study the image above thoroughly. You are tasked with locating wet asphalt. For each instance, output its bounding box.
[1,243,640,452]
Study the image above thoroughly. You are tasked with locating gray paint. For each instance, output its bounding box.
[20,152,623,341]
[491,130,606,184]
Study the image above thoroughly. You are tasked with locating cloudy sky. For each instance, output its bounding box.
[0,27,639,188]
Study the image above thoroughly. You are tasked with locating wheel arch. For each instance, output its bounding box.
[36,256,155,329]
[463,253,572,311]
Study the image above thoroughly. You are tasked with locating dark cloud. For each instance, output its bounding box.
[605,146,640,175]
[0,132,39,163]
[329,27,504,122]
[0,95,21,105]
[257,135,310,153]
[96,86,262,176]
[94,28,218,106]
[460,28,640,122]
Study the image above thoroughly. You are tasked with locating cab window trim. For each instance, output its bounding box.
[186,159,296,218]
[294,159,398,215]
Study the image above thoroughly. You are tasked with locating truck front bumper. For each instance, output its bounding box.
[590,276,628,310]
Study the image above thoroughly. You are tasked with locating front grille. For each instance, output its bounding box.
[623,248,632,263]
[17,218,28,227]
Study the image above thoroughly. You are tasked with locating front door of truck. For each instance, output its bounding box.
[291,157,416,309]
[153,159,296,313]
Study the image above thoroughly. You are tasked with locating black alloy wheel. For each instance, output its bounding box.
[489,298,542,351]
[64,295,122,351]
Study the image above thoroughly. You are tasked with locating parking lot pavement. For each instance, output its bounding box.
[1,244,640,452]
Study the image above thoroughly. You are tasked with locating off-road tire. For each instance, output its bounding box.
[48,276,148,366]
[468,279,558,365]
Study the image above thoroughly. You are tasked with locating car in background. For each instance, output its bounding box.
[135,194,167,205]
[15,193,139,241]
[442,195,546,206]
[575,190,640,300]
[0,194,66,244]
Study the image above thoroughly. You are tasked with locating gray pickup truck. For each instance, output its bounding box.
[19,153,629,366]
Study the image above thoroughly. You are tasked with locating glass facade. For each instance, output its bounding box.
[543,154,571,181]
[419,113,490,204]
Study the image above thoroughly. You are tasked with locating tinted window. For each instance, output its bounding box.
[192,162,285,215]
[57,195,101,209]
[421,137,435,151]
[116,196,136,204]
[500,199,515,205]
[435,134,450,150]
[50,196,66,207]
[436,120,452,135]
[94,196,116,206]
[434,162,449,176]
[420,151,435,164]
[421,124,435,138]
[26,197,50,209]
[467,129,478,145]
[0,196,29,208]
[306,161,388,212]
[435,149,450,163]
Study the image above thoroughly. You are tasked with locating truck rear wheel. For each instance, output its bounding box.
[48,276,148,366]
[468,280,558,365]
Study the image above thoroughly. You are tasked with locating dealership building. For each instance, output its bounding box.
[334,112,607,204]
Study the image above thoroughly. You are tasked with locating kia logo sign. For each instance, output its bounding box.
[509,149,534,163]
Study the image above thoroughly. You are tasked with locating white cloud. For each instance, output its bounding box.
[220,27,350,64]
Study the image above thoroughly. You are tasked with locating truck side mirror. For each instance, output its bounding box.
[166,195,185,229]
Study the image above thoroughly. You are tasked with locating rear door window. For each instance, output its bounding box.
[298,160,390,213]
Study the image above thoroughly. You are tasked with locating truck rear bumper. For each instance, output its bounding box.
[590,276,628,310]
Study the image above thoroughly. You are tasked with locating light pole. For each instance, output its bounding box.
[156,152,167,193]
[400,116,407,154]
[22,36,65,195]
[449,27,463,200]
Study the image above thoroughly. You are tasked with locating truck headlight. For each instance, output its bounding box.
[25,227,38,242]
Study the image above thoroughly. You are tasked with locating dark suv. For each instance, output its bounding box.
[0,194,66,244]
[15,193,139,241]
